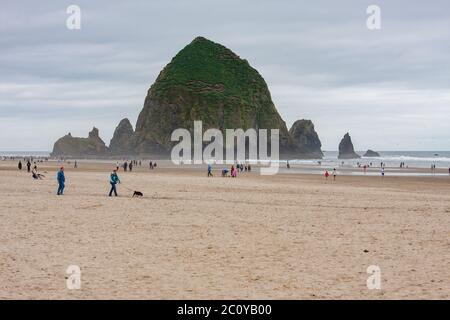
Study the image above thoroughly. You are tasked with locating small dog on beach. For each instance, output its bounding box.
[132,191,143,198]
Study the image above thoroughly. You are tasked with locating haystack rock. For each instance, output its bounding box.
[338,133,360,159]
[363,149,380,157]
[51,127,108,158]
[289,119,323,158]
[53,37,325,159]
[109,118,135,155]
[133,36,298,157]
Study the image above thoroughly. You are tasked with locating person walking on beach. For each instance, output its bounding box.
[231,165,237,178]
[123,161,128,172]
[18,161,22,171]
[333,168,337,181]
[26,160,31,173]
[57,167,65,195]
[207,163,213,177]
[129,161,133,172]
[109,169,121,197]
[74,161,78,169]
[325,170,329,180]
[381,167,385,179]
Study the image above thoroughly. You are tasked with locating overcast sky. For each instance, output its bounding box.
[1,0,449,151]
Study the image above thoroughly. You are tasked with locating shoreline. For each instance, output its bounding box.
[1,159,450,178]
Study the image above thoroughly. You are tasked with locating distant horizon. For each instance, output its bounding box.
[2,150,450,153]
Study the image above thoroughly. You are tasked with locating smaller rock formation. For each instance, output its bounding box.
[363,149,380,157]
[338,133,360,159]
[289,119,323,158]
[51,127,108,158]
[109,118,135,156]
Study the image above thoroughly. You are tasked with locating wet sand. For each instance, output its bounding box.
[0,160,449,299]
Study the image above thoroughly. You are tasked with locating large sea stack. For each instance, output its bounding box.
[289,119,323,158]
[133,36,297,157]
[51,37,324,159]
[51,127,108,158]
[338,132,360,159]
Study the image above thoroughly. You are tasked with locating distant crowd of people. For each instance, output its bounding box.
[16,159,46,179]
[285,160,450,180]
[206,162,252,178]
[112,159,159,172]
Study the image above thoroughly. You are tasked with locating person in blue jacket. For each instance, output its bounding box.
[57,167,65,195]
[109,169,121,197]
[207,163,213,177]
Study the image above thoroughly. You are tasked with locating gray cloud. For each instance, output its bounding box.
[0,0,449,151]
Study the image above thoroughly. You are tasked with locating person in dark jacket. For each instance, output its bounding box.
[26,160,31,173]
[207,163,213,177]
[109,169,121,197]
[18,161,22,170]
[57,167,65,195]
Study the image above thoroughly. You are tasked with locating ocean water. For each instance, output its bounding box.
[1,151,450,169]
[288,151,450,169]
[0,151,51,158]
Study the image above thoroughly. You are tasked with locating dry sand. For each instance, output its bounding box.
[0,160,449,299]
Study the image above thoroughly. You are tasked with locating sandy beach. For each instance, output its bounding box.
[0,160,449,299]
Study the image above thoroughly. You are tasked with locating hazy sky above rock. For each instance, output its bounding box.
[1,0,449,151]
